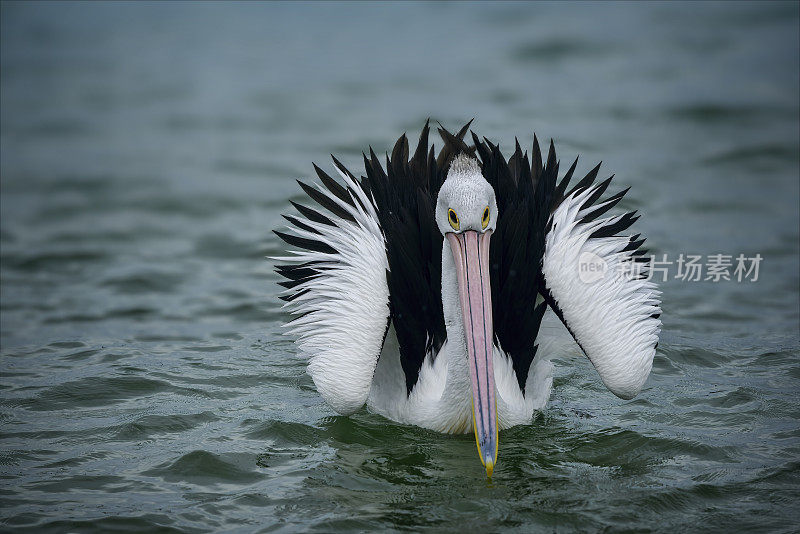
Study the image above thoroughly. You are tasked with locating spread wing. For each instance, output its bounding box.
[360,122,448,395]
[542,183,661,399]
[274,158,390,415]
[362,121,475,394]
[472,135,551,394]
[473,134,661,399]
[276,121,467,406]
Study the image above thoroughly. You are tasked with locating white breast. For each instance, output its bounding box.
[367,318,564,434]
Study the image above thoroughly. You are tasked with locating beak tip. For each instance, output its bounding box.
[485,458,494,478]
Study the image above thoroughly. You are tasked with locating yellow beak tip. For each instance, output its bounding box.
[485,459,494,478]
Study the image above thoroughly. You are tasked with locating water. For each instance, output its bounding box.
[1,2,798,532]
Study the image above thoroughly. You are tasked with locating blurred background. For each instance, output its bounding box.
[1,2,798,532]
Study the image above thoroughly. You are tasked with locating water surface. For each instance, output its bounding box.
[1,2,799,532]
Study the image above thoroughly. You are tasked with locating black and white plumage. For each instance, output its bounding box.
[275,121,661,476]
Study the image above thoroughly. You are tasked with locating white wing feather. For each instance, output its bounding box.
[543,185,662,399]
[275,162,390,414]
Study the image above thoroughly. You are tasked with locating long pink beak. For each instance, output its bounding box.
[446,230,497,477]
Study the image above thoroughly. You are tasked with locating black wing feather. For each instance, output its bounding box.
[364,120,451,394]
[289,200,335,227]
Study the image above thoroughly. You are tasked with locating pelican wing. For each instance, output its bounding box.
[276,121,455,409]
[275,159,390,415]
[471,135,552,394]
[472,134,661,399]
[361,122,453,394]
[542,185,661,399]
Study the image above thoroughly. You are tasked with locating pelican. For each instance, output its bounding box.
[275,121,661,477]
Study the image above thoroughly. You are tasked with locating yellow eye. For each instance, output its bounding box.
[448,208,460,231]
[482,206,490,229]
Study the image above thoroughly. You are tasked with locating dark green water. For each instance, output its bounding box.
[1,2,799,532]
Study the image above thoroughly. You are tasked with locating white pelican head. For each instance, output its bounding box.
[436,153,499,476]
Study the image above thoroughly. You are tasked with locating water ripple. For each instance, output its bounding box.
[0,2,797,532]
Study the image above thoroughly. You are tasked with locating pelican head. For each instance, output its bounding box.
[436,154,499,477]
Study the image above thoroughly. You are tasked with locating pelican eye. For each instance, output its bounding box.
[448,208,460,231]
[482,206,490,229]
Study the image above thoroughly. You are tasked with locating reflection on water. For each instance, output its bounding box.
[1,2,799,532]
